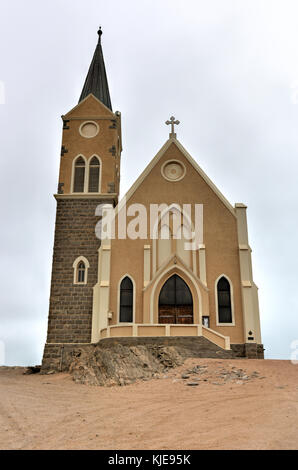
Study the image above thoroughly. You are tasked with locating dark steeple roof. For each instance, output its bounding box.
[79,27,112,110]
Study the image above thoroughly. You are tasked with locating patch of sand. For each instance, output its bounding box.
[0,359,297,450]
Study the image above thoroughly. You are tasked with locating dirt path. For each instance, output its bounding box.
[0,359,297,450]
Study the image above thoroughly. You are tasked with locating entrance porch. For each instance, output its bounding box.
[99,323,231,350]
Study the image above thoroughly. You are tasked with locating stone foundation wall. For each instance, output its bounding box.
[231,343,264,359]
[41,337,265,372]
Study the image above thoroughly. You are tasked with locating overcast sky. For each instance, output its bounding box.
[0,0,297,365]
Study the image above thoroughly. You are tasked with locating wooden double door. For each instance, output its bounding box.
[158,274,193,324]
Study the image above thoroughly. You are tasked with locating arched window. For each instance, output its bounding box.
[88,156,100,192]
[73,157,85,192]
[77,262,85,283]
[217,276,232,323]
[72,256,90,285]
[119,276,133,322]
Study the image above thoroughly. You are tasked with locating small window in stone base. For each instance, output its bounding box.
[77,262,85,283]
[73,256,90,285]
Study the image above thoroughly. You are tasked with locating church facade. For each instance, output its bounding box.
[42,29,263,370]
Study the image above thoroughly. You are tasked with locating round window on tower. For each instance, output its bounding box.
[79,121,99,138]
[161,160,186,182]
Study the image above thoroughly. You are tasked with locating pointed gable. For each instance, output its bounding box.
[117,137,236,217]
[63,93,114,119]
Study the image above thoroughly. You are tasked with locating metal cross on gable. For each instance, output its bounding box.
[165,116,180,138]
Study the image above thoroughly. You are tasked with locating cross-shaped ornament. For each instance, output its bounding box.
[165,116,180,138]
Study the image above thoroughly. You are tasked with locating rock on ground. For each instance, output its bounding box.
[69,344,185,386]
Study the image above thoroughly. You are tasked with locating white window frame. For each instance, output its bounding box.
[71,154,102,194]
[79,120,99,139]
[73,256,90,285]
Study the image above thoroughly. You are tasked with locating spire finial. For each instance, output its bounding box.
[79,26,112,109]
[97,26,102,43]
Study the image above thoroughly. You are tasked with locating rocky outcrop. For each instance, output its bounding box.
[69,343,185,386]
[41,337,265,377]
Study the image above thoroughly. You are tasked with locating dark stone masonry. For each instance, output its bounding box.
[45,197,114,345]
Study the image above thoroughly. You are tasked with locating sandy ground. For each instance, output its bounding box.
[0,358,297,450]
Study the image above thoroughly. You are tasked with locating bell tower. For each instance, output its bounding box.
[42,28,122,370]
[58,27,122,200]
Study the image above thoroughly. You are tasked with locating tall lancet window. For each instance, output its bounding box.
[88,156,100,192]
[119,276,133,322]
[73,157,85,192]
[217,276,232,323]
[77,262,86,283]
[73,256,89,285]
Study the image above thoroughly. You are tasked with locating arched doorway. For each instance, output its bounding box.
[158,274,193,324]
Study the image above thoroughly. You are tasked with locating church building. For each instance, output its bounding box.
[42,29,264,370]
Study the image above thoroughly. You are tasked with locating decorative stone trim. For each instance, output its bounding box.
[235,204,262,344]
[62,119,70,129]
[57,182,64,194]
[61,145,68,156]
[144,245,151,287]
[109,145,116,156]
[161,159,186,182]
[109,119,117,129]
[55,193,117,200]
[79,121,99,138]
[199,244,207,285]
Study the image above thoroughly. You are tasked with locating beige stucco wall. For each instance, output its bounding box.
[58,95,121,196]
[107,141,245,344]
